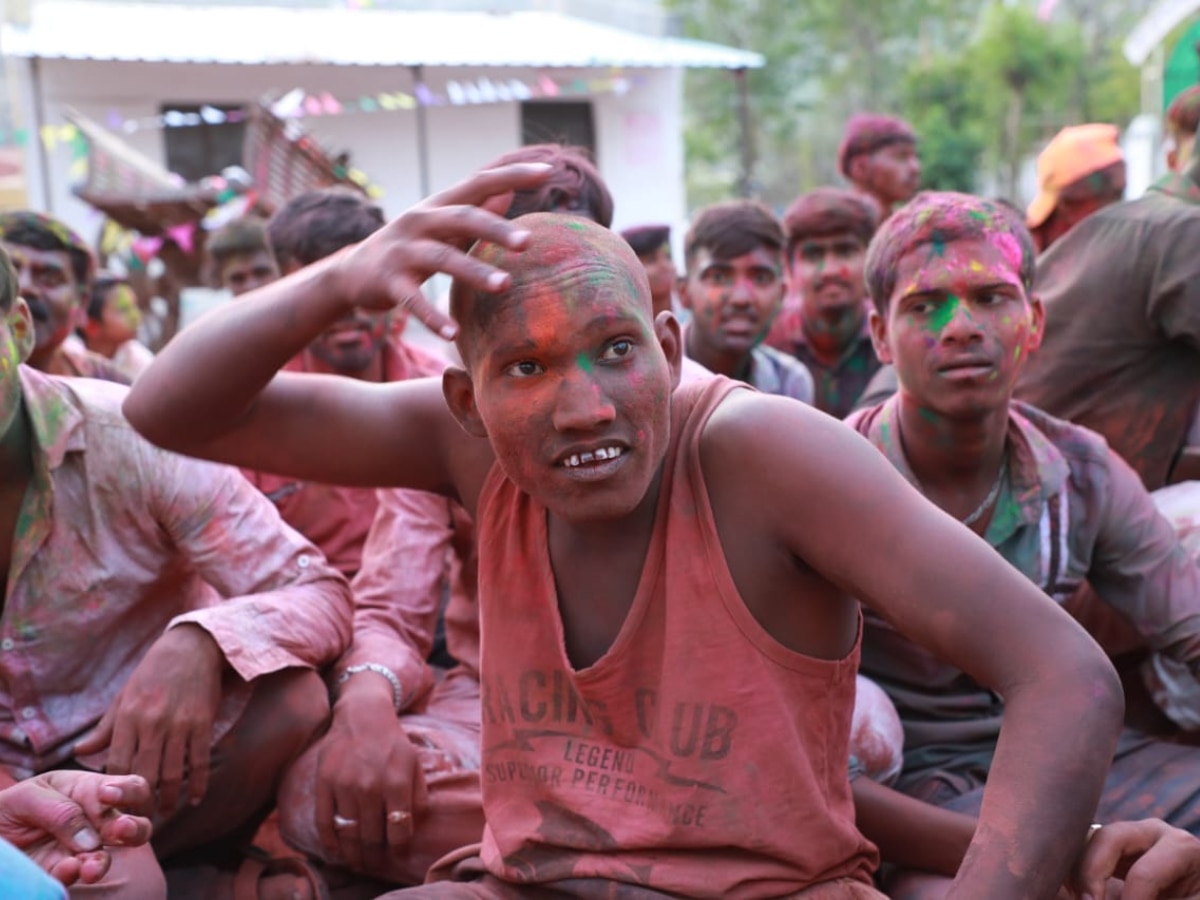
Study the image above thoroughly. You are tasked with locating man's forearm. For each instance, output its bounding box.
[852,777,974,876]
[124,253,348,449]
[948,657,1123,898]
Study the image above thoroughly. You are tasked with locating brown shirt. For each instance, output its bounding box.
[1015,171,1200,490]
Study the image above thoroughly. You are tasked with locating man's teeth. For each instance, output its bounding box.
[562,446,624,468]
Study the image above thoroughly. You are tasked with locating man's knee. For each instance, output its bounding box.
[275,742,323,858]
[68,843,167,900]
[851,675,904,785]
[252,669,331,758]
[885,870,953,900]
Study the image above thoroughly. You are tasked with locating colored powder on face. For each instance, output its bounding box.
[1013,345,1023,362]
[927,295,959,334]
[576,352,593,373]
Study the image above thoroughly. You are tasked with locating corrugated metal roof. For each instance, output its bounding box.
[2,2,764,69]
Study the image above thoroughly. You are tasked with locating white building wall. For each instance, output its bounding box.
[22,57,686,242]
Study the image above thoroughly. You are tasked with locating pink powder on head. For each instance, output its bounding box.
[992,231,1023,275]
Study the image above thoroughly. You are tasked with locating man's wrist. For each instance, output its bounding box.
[336,663,405,714]
[164,624,225,669]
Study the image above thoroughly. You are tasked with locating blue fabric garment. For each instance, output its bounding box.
[0,837,66,899]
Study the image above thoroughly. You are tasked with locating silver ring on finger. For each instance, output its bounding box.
[332,814,358,830]
[387,810,411,825]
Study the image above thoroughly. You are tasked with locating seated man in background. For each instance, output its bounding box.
[679,200,813,403]
[79,271,154,380]
[1165,84,1200,174]
[277,488,481,892]
[619,224,676,318]
[0,245,351,896]
[242,187,451,579]
[1025,124,1126,253]
[768,186,882,417]
[838,113,921,222]
[846,190,1200,897]
[0,213,128,384]
[206,216,279,298]
[1015,142,1200,491]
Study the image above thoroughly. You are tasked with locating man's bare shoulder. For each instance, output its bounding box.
[702,391,879,473]
[699,391,904,531]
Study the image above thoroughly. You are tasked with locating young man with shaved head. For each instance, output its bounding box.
[126,163,1123,898]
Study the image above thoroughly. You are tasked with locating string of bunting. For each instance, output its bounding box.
[0,71,645,150]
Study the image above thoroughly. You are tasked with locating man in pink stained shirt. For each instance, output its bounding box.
[0,246,352,897]
[277,487,482,890]
[243,188,450,579]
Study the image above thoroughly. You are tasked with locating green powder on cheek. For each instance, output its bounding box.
[576,352,593,373]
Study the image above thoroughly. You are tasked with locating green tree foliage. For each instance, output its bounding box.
[668,0,1149,210]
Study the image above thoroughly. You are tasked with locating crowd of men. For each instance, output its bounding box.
[2,87,1200,899]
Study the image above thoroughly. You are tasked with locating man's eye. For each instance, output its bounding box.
[600,339,633,361]
[505,361,543,378]
[701,270,734,286]
[750,271,779,287]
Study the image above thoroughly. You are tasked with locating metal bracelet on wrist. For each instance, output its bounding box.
[337,663,404,714]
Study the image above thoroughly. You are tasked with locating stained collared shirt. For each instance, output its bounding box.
[1,366,352,775]
[683,324,814,405]
[1015,170,1200,490]
[342,487,479,710]
[847,396,1200,774]
[767,311,879,418]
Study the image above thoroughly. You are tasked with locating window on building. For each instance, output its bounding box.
[160,103,246,183]
[521,101,596,157]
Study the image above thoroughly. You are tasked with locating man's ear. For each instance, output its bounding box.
[848,155,869,186]
[442,366,488,438]
[1025,294,1045,356]
[655,310,683,391]
[8,299,35,363]
[867,306,893,365]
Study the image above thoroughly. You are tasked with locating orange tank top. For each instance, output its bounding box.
[474,376,878,898]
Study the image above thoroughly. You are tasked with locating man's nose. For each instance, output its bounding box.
[553,370,617,433]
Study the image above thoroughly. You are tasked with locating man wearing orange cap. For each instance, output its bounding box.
[1026,124,1126,253]
[1017,139,1200,492]
[1166,85,1200,174]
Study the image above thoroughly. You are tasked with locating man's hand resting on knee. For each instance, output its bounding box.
[74,624,225,817]
[315,672,427,876]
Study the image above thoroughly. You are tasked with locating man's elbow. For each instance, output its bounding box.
[1057,639,1125,730]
